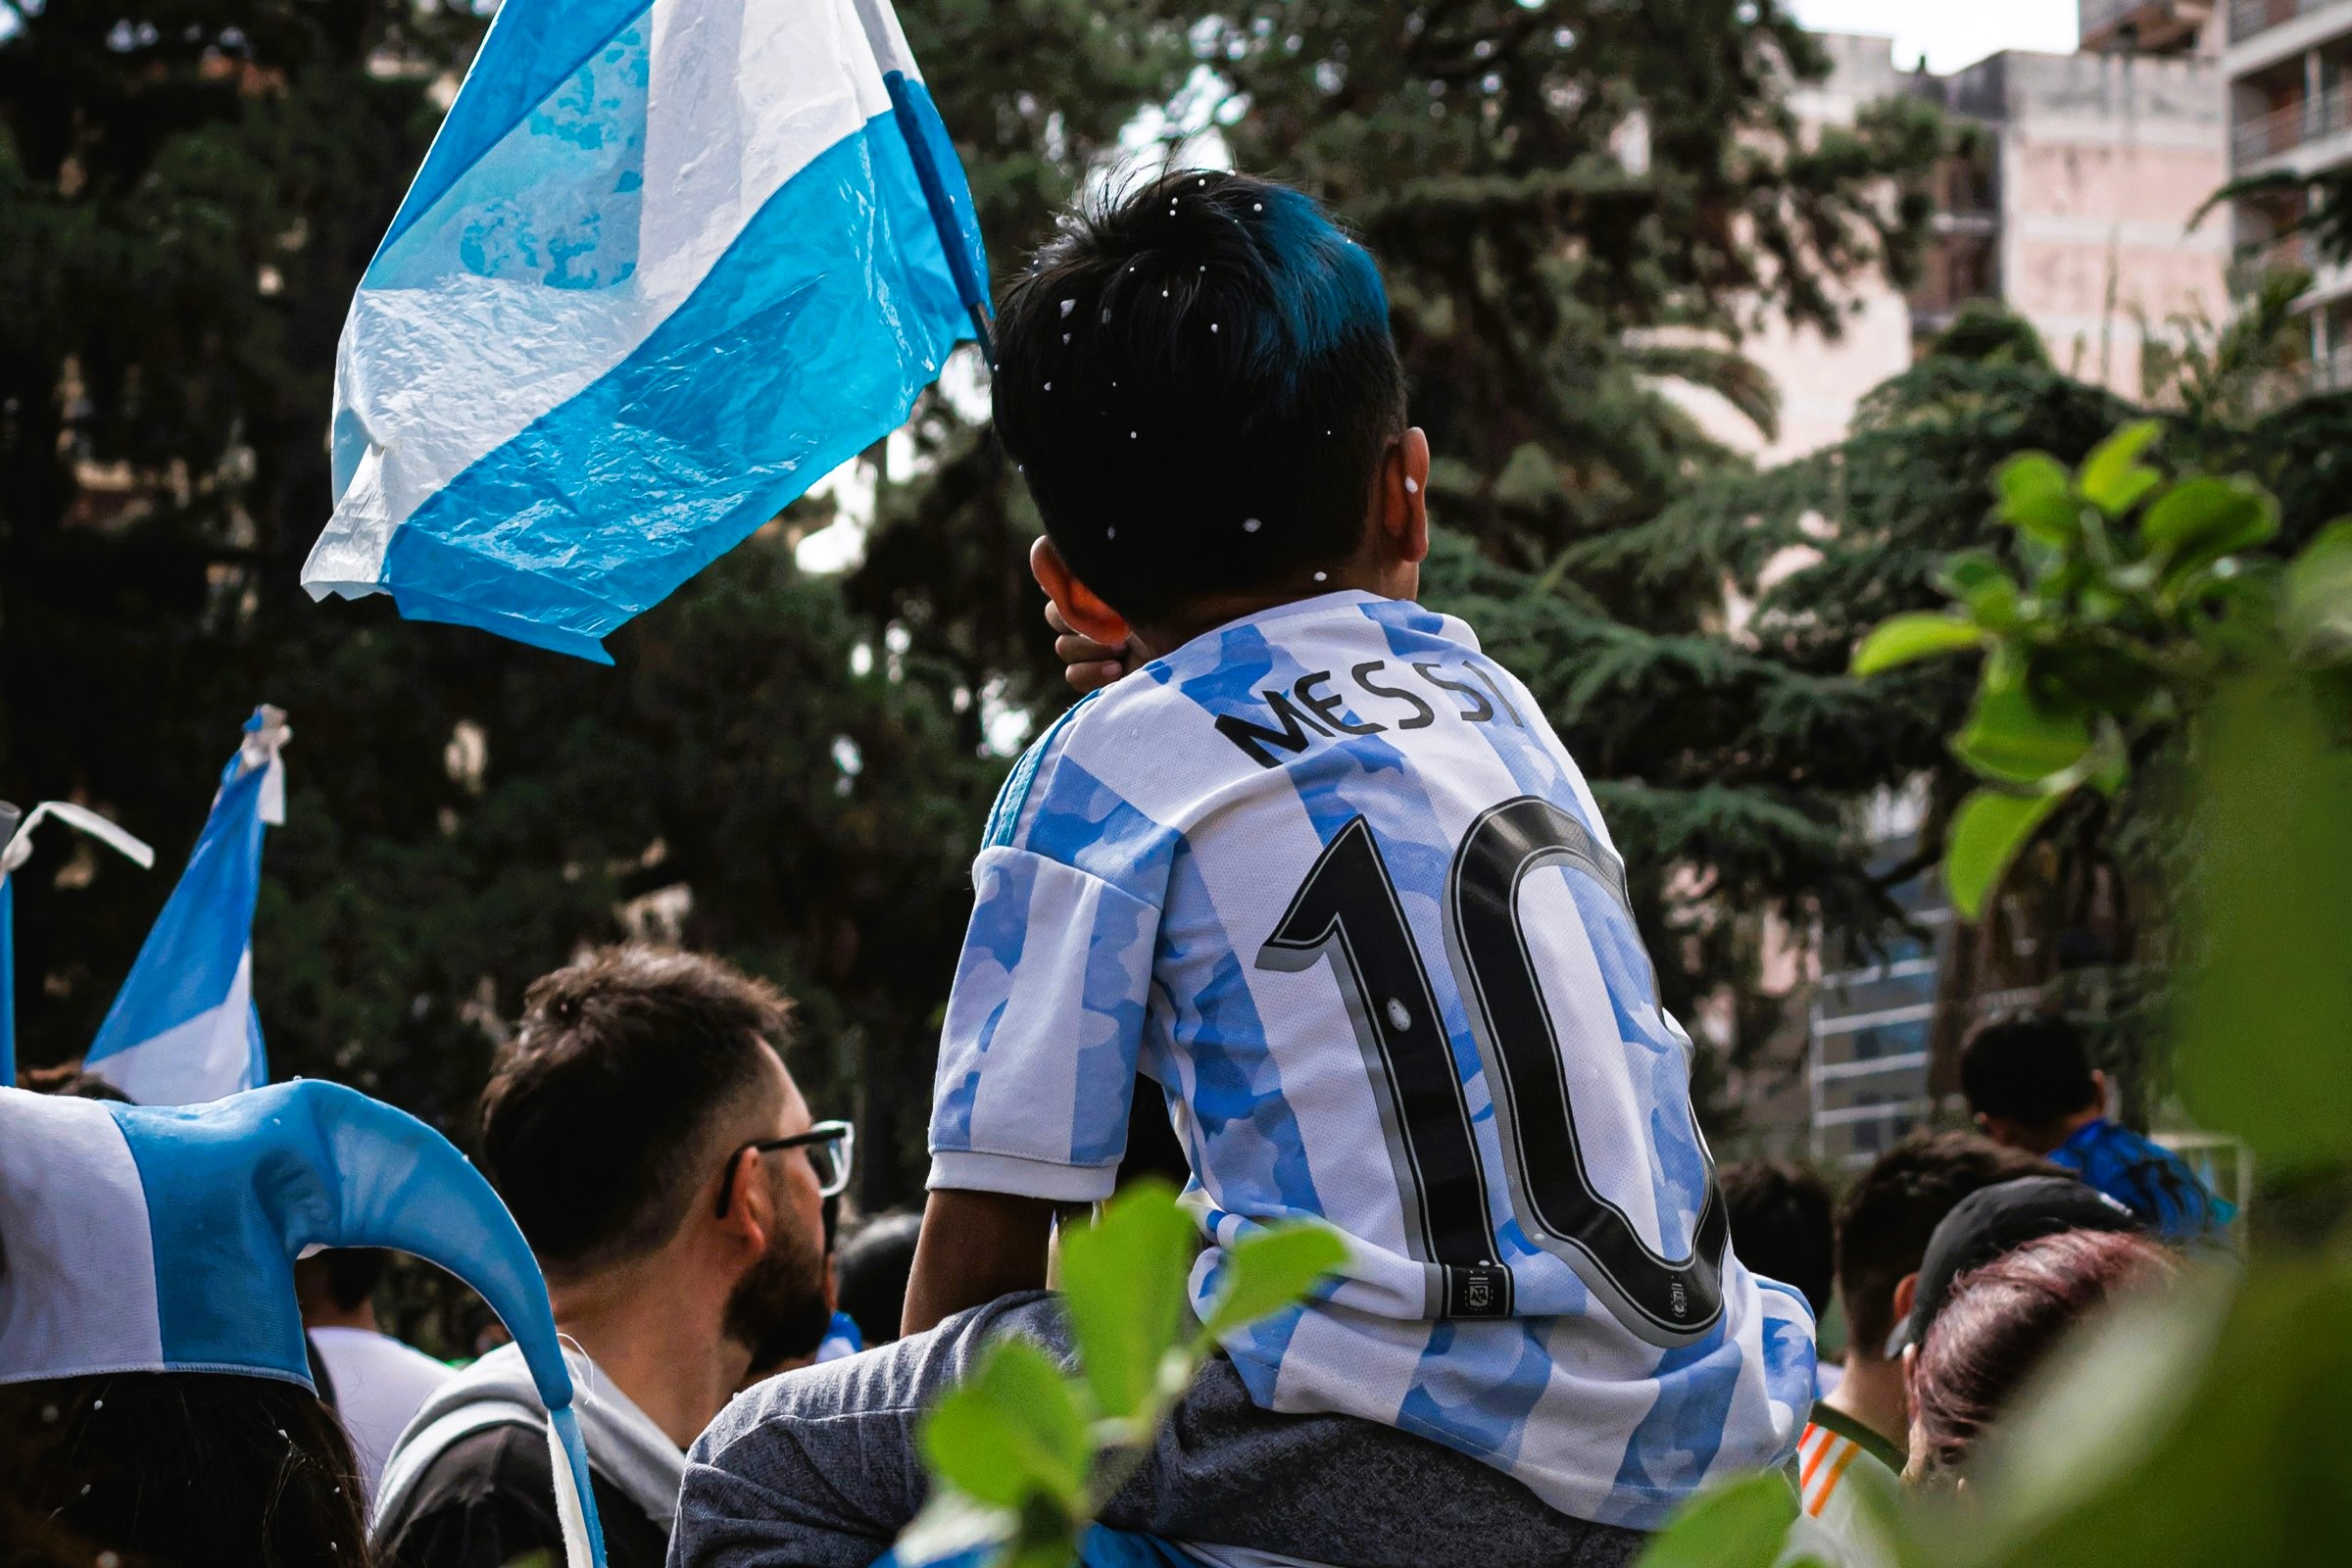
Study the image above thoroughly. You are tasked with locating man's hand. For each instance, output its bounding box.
[1047,600,1129,696]
[902,1188,1059,1337]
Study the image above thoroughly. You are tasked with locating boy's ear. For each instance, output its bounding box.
[1379,427,1431,564]
[1031,536,1132,648]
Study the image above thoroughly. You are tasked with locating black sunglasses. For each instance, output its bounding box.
[714,1120,855,1217]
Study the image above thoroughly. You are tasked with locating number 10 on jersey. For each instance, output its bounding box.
[1256,801,1728,1346]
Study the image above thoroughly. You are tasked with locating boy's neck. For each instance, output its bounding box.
[1130,564,1416,662]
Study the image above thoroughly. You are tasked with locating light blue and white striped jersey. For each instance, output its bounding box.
[929,591,1814,1527]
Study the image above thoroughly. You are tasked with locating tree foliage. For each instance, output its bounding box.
[0,0,1178,1200]
[3,0,1951,1191]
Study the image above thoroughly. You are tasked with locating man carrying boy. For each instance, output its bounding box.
[673,171,1813,1568]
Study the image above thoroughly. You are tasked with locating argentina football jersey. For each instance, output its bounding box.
[929,591,1814,1527]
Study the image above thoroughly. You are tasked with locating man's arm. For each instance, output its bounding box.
[902,1188,1059,1337]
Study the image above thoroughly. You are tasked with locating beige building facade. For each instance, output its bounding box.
[1687,22,2231,475]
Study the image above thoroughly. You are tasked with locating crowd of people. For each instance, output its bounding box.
[1,171,2236,1568]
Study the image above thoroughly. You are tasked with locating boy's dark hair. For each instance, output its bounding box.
[834,1209,923,1348]
[1717,1158,1835,1321]
[1958,1011,2099,1128]
[993,169,1405,628]
[1835,1131,2060,1355]
[480,946,793,1280]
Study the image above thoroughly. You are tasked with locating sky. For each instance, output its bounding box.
[1786,0,2082,74]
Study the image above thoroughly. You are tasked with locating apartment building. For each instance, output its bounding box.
[1911,36,2230,399]
[1690,25,2230,479]
[2218,0,2352,382]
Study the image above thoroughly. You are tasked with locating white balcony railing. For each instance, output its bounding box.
[2232,87,2352,166]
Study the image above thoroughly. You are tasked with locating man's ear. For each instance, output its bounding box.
[1031,536,1131,648]
[2090,1069,2111,1116]
[1378,427,1431,565]
[717,1147,771,1259]
[1891,1271,1919,1325]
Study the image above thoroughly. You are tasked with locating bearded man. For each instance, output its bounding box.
[376,947,846,1568]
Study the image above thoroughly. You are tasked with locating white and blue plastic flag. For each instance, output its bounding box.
[301,0,992,662]
[0,800,156,1088]
[0,1079,609,1568]
[84,708,290,1106]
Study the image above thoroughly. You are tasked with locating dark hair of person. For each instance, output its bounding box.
[1958,1011,2099,1128]
[481,945,793,1279]
[1907,1228,2174,1482]
[834,1210,924,1348]
[1835,1131,2061,1354]
[1717,1158,1835,1321]
[0,1371,371,1567]
[992,168,1406,629]
[19,1062,132,1102]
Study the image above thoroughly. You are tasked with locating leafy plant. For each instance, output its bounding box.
[1642,433,2352,1568]
[1850,419,2352,920]
[912,1182,1347,1568]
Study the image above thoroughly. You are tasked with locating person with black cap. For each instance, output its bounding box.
[1881,1174,2145,1363]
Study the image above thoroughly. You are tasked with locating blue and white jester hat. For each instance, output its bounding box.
[0,1079,607,1568]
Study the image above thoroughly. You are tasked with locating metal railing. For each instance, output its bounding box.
[2232,86,2352,165]
[2228,0,2344,45]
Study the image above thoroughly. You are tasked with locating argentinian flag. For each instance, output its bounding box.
[301,0,991,662]
[84,709,289,1106]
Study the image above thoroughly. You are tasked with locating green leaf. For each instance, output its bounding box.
[1995,452,2082,545]
[1200,1223,1349,1339]
[1637,1471,1798,1568]
[1945,786,2068,921]
[1997,450,2071,506]
[1954,670,2094,785]
[918,1340,1091,1510]
[2140,476,2278,580]
[1851,612,1984,676]
[2078,420,2164,516]
[1936,549,2022,628]
[1057,1179,1199,1421]
[2176,673,2352,1168]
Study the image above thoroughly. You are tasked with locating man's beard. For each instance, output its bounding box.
[724,1222,834,1378]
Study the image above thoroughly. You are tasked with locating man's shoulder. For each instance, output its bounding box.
[387,1420,554,1518]
[381,1423,669,1568]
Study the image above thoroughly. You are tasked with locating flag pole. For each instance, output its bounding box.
[882,74,995,370]
[0,802,157,1087]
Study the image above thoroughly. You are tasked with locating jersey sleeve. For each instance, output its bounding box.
[927,706,1175,1202]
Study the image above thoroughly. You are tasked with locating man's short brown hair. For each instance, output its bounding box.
[480,946,793,1278]
[1834,1131,2059,1355]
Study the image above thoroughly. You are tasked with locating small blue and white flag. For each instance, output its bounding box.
[84,708,290,1106]
[301,0,992,661]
